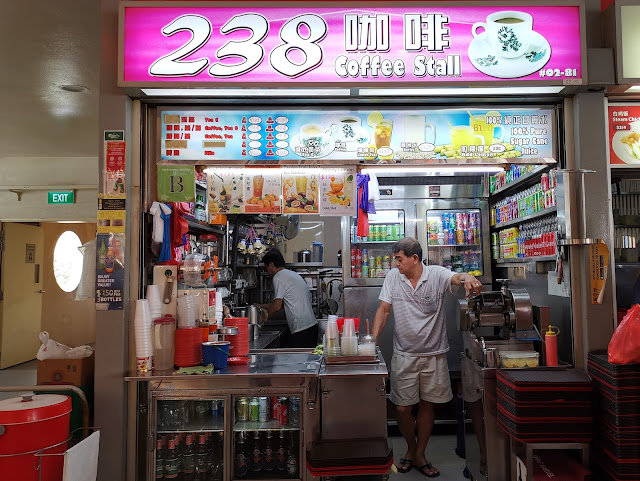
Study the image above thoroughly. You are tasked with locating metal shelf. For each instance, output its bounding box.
[158,420,225,433]
[186,218,225,235]
[428,244,480,248]
[233,420,300,432]
[495,255,556,265]
[491,207,557,230]
[352,240,398,244]
[489,165,551,198]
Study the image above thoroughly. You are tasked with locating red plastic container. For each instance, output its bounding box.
[174,327,203,367]
[0,394,71,481]
[224,317,249,357]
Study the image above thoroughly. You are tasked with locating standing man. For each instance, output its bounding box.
[372,238,482,478]
[258,249,318,347]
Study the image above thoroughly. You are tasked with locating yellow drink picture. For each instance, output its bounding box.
[470,115,495,145]
[374,120,393,149]
[252,175,264,198]
[295,176,308,196]
[330,176,344,194]
[450,125,484,149]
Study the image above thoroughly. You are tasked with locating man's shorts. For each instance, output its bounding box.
[390,351,453,406]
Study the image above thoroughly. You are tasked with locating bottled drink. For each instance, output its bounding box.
[289,397,300,427]
[164,438,180,480]
[263,430,276,471]
[210,432,223,481]
[98,239,107,269]
[276,431,288,472]
[180,434,196,481]
[250,431,263,472]
[286,431,299,478]
[234,432,248,478]
[195,434,209,481]
[156,438,165,480]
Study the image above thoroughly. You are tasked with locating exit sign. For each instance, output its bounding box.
[48,191,75,204]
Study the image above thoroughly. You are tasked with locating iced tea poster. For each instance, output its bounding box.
[159,108,554,164]
[608,105,640,165]
[122,5,583,85]
[244,167,282,214]
[319,168,357,216]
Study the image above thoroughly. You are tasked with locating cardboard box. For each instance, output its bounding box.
[37,353,95,387]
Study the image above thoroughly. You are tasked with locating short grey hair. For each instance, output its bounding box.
[392,237,422,261]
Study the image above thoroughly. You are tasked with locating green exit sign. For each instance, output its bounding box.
[48,191,75,204]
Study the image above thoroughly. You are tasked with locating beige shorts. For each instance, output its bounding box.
[390,352,453,406]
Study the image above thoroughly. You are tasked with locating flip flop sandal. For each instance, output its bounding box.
[415,462,440,478]
[396,458,414,473]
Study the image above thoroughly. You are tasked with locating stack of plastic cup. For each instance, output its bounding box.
[134,299,153,372]
[325,317,341,357]
[177,294,197,328]
[146,285,163,320]
[340,318,358,356]
[214,289,223,324]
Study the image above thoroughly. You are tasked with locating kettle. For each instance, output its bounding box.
[297,250,311,263]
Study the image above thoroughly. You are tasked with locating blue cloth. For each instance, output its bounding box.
[357,173,370,213]
[158,203,172,262]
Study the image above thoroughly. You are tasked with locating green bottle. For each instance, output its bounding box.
[98,240,107,270]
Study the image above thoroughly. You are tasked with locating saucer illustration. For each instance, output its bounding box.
[469,31,551,78]
[332,127,370,152]
[290,134,335,159]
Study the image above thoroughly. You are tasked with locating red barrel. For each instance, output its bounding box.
[0,394,71,481]
[225,317,249,357]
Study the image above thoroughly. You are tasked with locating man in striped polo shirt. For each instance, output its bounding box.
[372,237,482,478]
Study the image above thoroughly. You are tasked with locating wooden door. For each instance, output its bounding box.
[0,223,44,368]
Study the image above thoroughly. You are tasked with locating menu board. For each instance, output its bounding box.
[121,5,583,85]
[319,167,357,216]
[609,104,640,165]
[244,167,282,214]
[207,170,244,214]
[282,168,319,214]
[159,108,555,164]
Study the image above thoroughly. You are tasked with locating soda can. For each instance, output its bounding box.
[469,213,477,229]
[456,229,465,245]
[278,397,289,426]
[449,216,456,231]
[456,213,463,230]
[491,233,498,246]
[448,230,455,245]
[461,213,469,229]
[259,397,269,423]
[272,398,279,420]
[362,249,368,264]
[541,173,550,191]
[386,224,393,239]
[466,229,475,245]
[391,224,397,240]
[237,398,250,422]
[211,400,219,418]
[361,264,369,278]
[289,397,300,427]
[250,398,260,422]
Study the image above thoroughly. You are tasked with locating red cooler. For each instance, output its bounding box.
[0,393,71,481]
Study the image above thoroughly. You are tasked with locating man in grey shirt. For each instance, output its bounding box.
[259,249,318,347]
[373,238,482,478]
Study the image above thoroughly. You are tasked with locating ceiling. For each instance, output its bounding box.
[0,1,100,160]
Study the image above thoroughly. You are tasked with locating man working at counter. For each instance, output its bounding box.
[258,249,318,348]
[372,238,482,478]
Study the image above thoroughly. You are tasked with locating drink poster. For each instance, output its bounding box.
[244,167,282,214]
[121,5,583,85]
[157,165,195,202]
[158,108,555,164]
[207,170,244,214]
[319,168,357,216]
[282,168,319,214]
[96,233,125,310]
[608,105,640,165]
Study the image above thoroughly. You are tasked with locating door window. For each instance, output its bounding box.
[53,231,83,292]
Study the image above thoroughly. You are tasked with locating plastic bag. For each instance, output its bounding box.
[36,332,94,360]
[608,304,640,364]
[75,239,96,301]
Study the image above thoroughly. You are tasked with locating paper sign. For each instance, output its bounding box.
[158,165,195,202]
[590,241,609,304]
[208,170,244,214]
[244,167,282,214]
[97,196,126,234]
[121,5,583,85]
[319,168,357,216]
[96,233,125,310]
[282,168,319,214]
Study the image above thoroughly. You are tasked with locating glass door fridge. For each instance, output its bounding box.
[422,201,491,284]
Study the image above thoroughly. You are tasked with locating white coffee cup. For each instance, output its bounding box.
[331,116,362,142]
[404,115,436,145]
[300,124,330,151]
[472,11,533,59]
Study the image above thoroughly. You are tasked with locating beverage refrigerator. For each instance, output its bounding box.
[341,176,491,373]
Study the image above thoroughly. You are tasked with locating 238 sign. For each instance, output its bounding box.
[149,13,328,79]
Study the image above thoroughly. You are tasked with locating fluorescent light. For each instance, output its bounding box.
[142,88,351,97]
[359,87,564,96]
[203,167,351,175]
[625,86,640,93]
[361,166,504,174]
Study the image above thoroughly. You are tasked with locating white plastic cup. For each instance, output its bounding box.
[326,318,339,340]
[146,284,163,317]
[342,318,356,337]
[341,335,358,356]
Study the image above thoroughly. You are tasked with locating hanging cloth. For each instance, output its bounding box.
[169,202,191,262]
[157,203,173,262]
[356,173,370,237]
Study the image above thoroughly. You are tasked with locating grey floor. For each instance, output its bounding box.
[390,434,468,481]
[0,359,37,400]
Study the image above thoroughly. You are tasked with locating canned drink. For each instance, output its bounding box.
[383,255,391,269]
[466,229,474,245]
[429,233,438,245]
[250,398,260,422]
[362,249,368,264]
[361,264,369,278]
[391,224,397,240]
[490,175,496,193]
[272,398,279,420]
[456,229,465,245]
[491,232,498,246]
[448,230,455,245]
[237,398,250,422]
[442,214,450,229]
[455,213,463,230]
[386,224,392,239]
[259,397,269,423]
[376,268,385,278]
[380,225,387,240]
[469,213,477,229]
[375,256,383,268]
[278,397,289,426]
[541,173,550,191]
[461,213,469,229]
[289,397,300,427]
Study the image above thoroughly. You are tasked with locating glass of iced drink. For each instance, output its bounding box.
[374,120,393,149]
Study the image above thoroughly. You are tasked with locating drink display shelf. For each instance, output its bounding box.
[494,255,556,264]
[158,420,225,433]
[491,206,557,230]
[428,244,481,248]
[352,240,397,244]
[234,420,300,432]
[490,165,551,198]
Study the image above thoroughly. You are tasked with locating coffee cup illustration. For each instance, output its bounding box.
[472,11,533,59]
[331,116,362,141]
[300,124,330,153]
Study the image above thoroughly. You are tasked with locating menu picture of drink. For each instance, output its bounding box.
[320,168,357,216]
[208,171,244,214]
[282,168,318,214]
[244,168,282,213]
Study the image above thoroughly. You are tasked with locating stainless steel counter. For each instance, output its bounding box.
[248,328,285,350]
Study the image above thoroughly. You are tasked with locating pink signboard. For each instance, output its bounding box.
[120,3,584,86]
